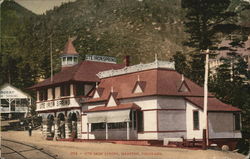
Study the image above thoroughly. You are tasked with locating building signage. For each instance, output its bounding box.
[57,99,70,107]
[85,55,117,64]
[0,90,18,98]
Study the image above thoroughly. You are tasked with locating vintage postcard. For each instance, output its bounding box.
[1,0,250,159]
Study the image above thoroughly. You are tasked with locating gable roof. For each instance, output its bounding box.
[30,61,124,89]
[86,68,213,103]
[0,83,31,99]
[185,97,240,112]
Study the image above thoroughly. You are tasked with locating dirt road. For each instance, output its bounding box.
[1,130,246,159]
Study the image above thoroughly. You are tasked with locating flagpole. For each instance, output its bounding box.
[50,36,53,82]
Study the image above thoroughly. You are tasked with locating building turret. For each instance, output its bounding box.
[61,37,79,70]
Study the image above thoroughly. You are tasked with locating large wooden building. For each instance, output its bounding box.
[82,60,241,148]
[30,38,124,139]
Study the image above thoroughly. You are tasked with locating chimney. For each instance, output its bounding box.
[124,56,130,67]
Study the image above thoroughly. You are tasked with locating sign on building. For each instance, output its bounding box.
[85,55,117,64]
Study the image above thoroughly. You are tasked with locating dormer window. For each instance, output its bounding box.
[93,90,100,98]
[178,81,190,92]
[132,75,146,94]
[134,83,143,93]
[106,91,119,107]
[92,86,104,98]
[178,74,190,92]
[132,81,146,94]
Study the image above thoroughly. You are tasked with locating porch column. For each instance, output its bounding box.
[53,117,59,140]
[42,118,49,138]
[8,99,11,119]
[65,117,70,139]
[105,123,108,140]
[132,110,134,130]
[77,117,81,139]
[87,123,89,139]
[127,121,130,140]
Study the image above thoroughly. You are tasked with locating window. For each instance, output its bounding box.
[234,113,241,131]
[68,57,72,64]
[60,84,70,97]
[193,110,199,130]
[20,99,28,106]
[1,99,9,107]
[137,111,144,132]
[39,89,48,101]
[76,83,85,96]
[108,122,127,129]
[129,110,137,130]
[91,123,105,131]
[74,57,77,62]
[52,88,55,99]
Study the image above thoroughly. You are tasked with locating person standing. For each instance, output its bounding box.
[28,123,33,136]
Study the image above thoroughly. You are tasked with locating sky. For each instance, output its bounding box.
[14,0,76,14]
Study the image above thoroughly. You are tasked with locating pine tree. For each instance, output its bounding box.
[181,0,239,85]
[172,51,190,75]
[209,43,250,147]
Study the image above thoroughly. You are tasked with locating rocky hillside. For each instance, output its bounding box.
[1,0,249,88]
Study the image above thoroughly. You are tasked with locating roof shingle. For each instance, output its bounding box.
[30,61,124,89]
[185,97,241,112]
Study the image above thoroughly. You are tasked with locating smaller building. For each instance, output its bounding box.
[0,83,32,119]
[81,59,241,149]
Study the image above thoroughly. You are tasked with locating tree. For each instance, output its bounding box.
[181,0,239,85]
[209,44,250,151]
[172,51,190,75]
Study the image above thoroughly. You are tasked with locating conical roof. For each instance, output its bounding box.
[62,37,78,55]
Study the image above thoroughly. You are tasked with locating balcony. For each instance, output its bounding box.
[36,97,85,111]
[1,107,28,113]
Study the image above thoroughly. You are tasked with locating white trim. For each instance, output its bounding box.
[97,60,175,79]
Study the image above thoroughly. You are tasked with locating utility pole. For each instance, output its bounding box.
[203,49,209,148]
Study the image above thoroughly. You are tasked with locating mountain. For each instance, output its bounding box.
[0,0,249,89]
[36,0,186,64]
[1,0,35,35]
[1,0,36,88]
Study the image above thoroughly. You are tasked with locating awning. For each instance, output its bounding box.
[87,111,107,123]
[87,109,131,123]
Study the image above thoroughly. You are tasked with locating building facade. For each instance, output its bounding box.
[31,38,241,149]
[0,83,31,119]
[30,38,124,139]
[81,60,241,148]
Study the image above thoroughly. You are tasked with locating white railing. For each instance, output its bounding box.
[1,107,10,113]
[36,97,85,111]
[15,107,28,112]
[0,107,28,113]
[97,60,175,79]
